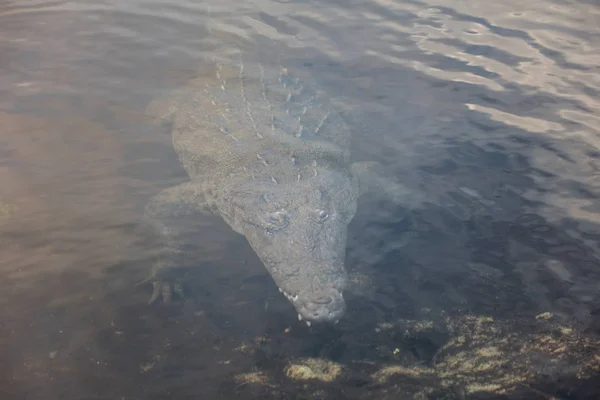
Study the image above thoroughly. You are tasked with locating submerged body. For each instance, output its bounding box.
[144,56,404,324]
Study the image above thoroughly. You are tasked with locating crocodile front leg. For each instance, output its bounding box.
[140,180,216,304]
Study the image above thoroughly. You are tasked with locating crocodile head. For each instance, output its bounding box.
[220,170,358,325]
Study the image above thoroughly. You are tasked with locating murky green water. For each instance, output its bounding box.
[1,0,599,398]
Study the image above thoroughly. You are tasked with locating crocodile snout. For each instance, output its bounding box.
[298,287,346,323]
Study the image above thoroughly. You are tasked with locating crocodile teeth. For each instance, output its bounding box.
[306,321,311,327]
[278,288,299,303]
[298,314,302,321]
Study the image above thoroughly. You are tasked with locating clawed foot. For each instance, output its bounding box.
[149,279,184,304]
[136,269,185,304]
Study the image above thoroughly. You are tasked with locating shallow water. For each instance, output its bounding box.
[1,0,600,398]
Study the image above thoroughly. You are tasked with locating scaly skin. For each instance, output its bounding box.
[143,56,413,325]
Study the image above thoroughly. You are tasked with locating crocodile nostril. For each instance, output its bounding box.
[311,294,333,304]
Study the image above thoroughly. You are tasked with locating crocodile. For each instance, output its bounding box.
[143,56,414,325]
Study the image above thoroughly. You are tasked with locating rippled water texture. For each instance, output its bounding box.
[1,0,600,399]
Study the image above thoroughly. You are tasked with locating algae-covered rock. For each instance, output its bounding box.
[284,358,344,382]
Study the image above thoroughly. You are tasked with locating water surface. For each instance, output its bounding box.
[1,0,600,398]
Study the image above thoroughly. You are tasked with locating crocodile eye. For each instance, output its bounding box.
[267,210,289,228]
[316,209,329,222]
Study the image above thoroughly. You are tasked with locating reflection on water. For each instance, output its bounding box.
[1,0,599,398]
